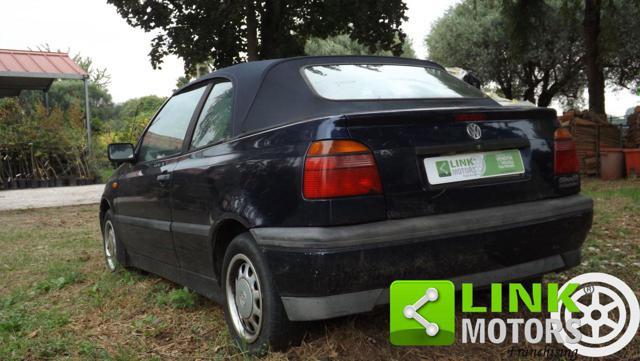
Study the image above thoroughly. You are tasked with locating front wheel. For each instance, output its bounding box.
[102,210,126,272]
[222,233,302,354]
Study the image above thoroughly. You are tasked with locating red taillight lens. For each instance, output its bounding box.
[554,128,579,175]
[303,140,382,199]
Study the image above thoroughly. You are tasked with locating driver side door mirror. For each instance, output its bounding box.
[108,143,136,165]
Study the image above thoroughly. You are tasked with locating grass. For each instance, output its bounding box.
[0,178,638,360]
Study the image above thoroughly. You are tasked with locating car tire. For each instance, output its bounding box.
[222,232,302,354]
[102,210,127,272]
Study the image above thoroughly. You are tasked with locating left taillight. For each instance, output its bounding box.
[554,128,580,175]
[303,140,382,199]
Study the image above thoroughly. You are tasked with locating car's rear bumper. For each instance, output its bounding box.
[251,194,593,321]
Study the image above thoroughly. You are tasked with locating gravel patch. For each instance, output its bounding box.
[0,184,105,211]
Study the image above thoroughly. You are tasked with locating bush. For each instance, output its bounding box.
[0,93,165,184]
[0,100,93,182]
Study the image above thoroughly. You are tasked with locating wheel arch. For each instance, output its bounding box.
[99,198,113,233]
[212,216,251,283]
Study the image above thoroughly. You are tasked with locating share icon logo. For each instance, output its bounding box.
[390,280,455,346]
[403,287,440,336]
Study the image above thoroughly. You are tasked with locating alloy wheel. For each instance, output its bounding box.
[225,253,263,343]
[103,220,118,271]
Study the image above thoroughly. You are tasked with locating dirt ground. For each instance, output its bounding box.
[0,178,638,360]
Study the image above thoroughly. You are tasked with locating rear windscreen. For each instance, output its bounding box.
[303,64,485,100]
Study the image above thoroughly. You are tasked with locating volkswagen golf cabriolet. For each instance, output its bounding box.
[100,56,593,352]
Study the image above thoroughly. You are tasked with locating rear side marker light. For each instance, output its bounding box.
[554,128,580,175]
[303,140,382,199]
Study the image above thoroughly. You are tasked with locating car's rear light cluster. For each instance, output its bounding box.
[554,128,580,175]
[303,140,382,199]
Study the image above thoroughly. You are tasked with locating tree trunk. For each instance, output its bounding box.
[499,82,513,100]
[583,0,606,115]
[521,62,539,104]
[523,86,536,104]
[259,0,282,59]
[536,70,553,107]
[246,0,258,61]
[537,90,554,107]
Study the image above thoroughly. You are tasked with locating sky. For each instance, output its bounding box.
[0,0,638,115]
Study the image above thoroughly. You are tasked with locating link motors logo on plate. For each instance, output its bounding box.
[390,273,639,358]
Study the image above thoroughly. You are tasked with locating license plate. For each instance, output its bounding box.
[424,149,524,185]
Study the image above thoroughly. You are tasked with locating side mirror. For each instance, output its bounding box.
[462,72,482,89]
[108,143,135,164]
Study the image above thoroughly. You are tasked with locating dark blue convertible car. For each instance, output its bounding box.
[100,56,593,352]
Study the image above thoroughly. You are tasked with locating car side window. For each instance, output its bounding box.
[138,86,206,162]
[190,81,233,149]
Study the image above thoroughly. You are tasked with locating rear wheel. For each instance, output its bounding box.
[222,232,302,354]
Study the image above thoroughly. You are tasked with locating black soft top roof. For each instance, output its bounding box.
[179,56,497,136]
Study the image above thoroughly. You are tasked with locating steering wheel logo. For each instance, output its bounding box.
[550,272,639,357]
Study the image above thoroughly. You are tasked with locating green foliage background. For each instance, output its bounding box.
[426,0,640,108]
[0,70,165,183]
[305,34,416,58]
[1,19,415,184]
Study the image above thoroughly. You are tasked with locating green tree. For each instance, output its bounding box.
[108,95,166,144]
[427,0,585,107]
[18,81,115,133]
[115,95,165,121]
[175,76,191,90]
[17,50,116,132]
[72,54,112,89]
[501,0,640,114]
[107,0,408,72]
[305,34,416,58]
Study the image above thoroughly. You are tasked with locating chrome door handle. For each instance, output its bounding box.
[157,172,171,185]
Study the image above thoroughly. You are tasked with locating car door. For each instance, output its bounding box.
[171,80,235,277]
[115,84,208,265]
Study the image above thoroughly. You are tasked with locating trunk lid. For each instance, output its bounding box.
[345,107,559,219]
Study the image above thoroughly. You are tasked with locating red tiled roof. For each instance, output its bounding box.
[0,49,88,97]
[0,49,87,79]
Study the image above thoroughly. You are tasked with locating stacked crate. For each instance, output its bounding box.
[558,110,622,175]
[625,106,640,148]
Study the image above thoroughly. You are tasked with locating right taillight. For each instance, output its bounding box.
[303,140,382,199]
[554,128,579,175]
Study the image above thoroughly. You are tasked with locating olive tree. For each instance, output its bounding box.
[108,0,409,73]
[427,0,584,107]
